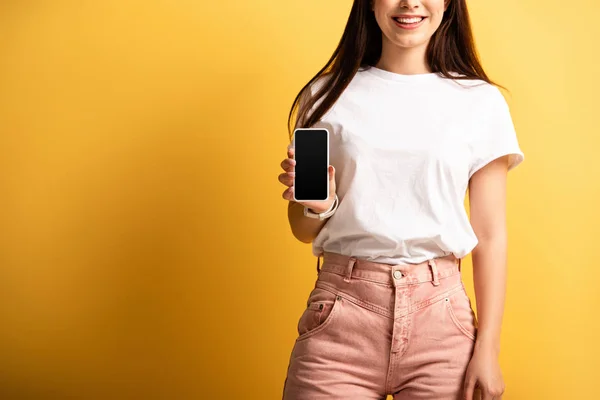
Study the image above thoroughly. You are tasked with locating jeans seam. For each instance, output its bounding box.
[318,270,392,287]
[316,281,393,319]
[446,293,477,342]
[295,292,342,342]
[319,266,460,286]
[407,283,465,316]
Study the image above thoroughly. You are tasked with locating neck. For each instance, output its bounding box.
[376,37,431,75]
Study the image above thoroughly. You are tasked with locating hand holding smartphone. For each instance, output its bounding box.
[279,128,336,213]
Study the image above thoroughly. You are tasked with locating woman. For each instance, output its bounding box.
[278,0,524,399]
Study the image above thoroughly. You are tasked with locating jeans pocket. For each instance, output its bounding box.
[296,287,342,342]
[445,288,478,342]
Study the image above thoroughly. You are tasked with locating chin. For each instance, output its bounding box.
[393,38,430,49]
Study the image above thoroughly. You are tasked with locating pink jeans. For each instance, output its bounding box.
[282,251,478,399]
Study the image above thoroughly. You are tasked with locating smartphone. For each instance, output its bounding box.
[292,127,329,202]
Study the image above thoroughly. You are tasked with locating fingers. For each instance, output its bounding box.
[282,185,294,201]
[481,390,493,400]
[278,170,295,186]
[281,145,296,170]
[463,379,476,400]
[280,157,296,171]
[483,388,503,400]
[281,145,296,200]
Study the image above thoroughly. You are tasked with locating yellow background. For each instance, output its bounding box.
[0,0,598,398]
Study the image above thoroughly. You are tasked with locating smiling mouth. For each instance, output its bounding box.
[392,16,426,23]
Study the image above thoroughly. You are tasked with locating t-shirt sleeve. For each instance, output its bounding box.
[468,87,525,178]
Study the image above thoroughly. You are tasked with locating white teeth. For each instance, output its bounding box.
[395,17,423,24]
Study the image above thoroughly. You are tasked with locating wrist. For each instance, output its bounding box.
[307,195,336,214]
[303,194,339,220]
[474,333,501,356]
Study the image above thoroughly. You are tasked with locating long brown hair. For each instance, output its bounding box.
[287,0,508,140]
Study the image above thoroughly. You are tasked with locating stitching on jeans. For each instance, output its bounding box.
[446,293,477,342]
[315,279,465,319]
[295,293,342,342]
[385,350,397,395]
[319,265,460,286]
[406,283,464,315]
[316,281,394,318]
[316,281,393,318]
[318,269,393,287]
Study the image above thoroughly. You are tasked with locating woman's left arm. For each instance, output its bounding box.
[464,154,511,400]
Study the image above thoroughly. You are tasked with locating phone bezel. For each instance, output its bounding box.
[291,127,330,202]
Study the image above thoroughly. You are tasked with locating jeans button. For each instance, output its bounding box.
[393,270,403,279]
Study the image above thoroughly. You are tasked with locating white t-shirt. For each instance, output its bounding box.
[304,65,525,264]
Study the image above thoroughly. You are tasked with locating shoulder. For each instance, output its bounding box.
[461,77,505,102]
[449,76,509,113]
[474,83,510,116]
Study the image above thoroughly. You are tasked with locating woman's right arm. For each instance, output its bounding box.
[282,149,337,243]
[284,76,336,243]
[287,200,332,244]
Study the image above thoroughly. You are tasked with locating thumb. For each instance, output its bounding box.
[329,165,335,178]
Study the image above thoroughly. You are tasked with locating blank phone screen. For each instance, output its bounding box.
[293,128,329,201]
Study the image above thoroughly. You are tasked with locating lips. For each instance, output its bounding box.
[392,14,427,19]
[392,16,426,22]
[392,16,427,30]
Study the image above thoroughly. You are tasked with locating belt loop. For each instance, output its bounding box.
[316,256,321,275]
[344,257,356,283]
[428,258,440,286]
[317,250,325,276]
